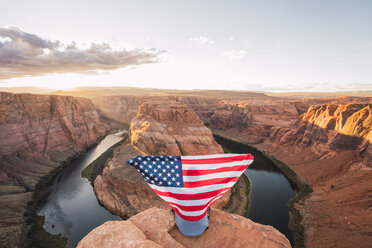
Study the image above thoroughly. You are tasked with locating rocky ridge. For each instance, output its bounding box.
[0,92,110,248]
[77,208,291,248]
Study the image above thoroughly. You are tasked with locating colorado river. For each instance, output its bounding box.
[37,131,125,248]
[214,135,295,244]
[38,130,295,247]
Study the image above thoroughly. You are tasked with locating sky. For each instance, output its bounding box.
[0,0,371,92]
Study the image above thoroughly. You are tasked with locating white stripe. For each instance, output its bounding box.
[182,159,253,170]
[157,189,229,206]
[181,153,247,160]
[150,181,236,194]
[183,170,245,182]
[169,195,223,216]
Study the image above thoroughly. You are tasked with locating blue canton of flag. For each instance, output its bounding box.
[127,156,183,187]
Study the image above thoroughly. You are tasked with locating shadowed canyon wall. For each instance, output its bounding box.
[0,92,110,248]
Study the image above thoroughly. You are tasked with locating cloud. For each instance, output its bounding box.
[221,50,246,59]
[189,36,214,45]
[0,26,164,80]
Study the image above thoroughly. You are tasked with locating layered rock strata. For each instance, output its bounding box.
[0,92,110,248]
[130,101,223,155]
[258,103,372,248]
[77,208,291,248]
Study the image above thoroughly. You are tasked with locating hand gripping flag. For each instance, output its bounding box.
[126,154,254,225]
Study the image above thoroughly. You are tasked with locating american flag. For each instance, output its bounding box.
[127,154,254,221]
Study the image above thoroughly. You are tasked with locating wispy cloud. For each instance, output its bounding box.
[189,36,214,45]
[221,50,246,59]
[0,26,164,80]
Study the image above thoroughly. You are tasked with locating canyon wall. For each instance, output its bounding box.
[259,103,372,248]
[0,92,110,248]
[93,101,246,220]
[92,95,220,125]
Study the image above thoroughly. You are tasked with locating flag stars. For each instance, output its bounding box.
[129,156,182,187]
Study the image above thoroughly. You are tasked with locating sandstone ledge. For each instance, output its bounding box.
[78,208,291,248]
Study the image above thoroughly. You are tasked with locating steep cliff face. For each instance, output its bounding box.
[0,92,110,248]
[130,101,223,155]
[259,103,372,248]
[0,92,110,160]
[209,100,300,143]
[267,103,372,161]
[77,208,291,248]
[93,101,249,219]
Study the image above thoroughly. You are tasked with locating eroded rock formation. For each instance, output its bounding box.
[93,101,247,219]
[130,101,223,155]
[0,92,110,248]
[77,208,291,248]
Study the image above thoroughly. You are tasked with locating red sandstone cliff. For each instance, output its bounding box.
[258,103,372,248]
[130,101,223,155]
[77,208,291,248]
[0,92,110,248]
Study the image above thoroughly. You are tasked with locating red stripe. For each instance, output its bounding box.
[183,177,239,188]
[183,165,248,176]
[167,192,227,211]
[182,154,254,164]
[152,187,230,200]
[172,197,220,221]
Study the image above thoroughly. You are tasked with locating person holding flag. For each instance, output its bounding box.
[126,153,254,236]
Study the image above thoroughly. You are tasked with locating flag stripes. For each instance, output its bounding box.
[128,153,253,222]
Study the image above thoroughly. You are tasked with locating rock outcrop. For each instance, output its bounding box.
[93,101,247,219]
[0,92,110,248]
[130,101,223,155]
[77,208,291,248]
